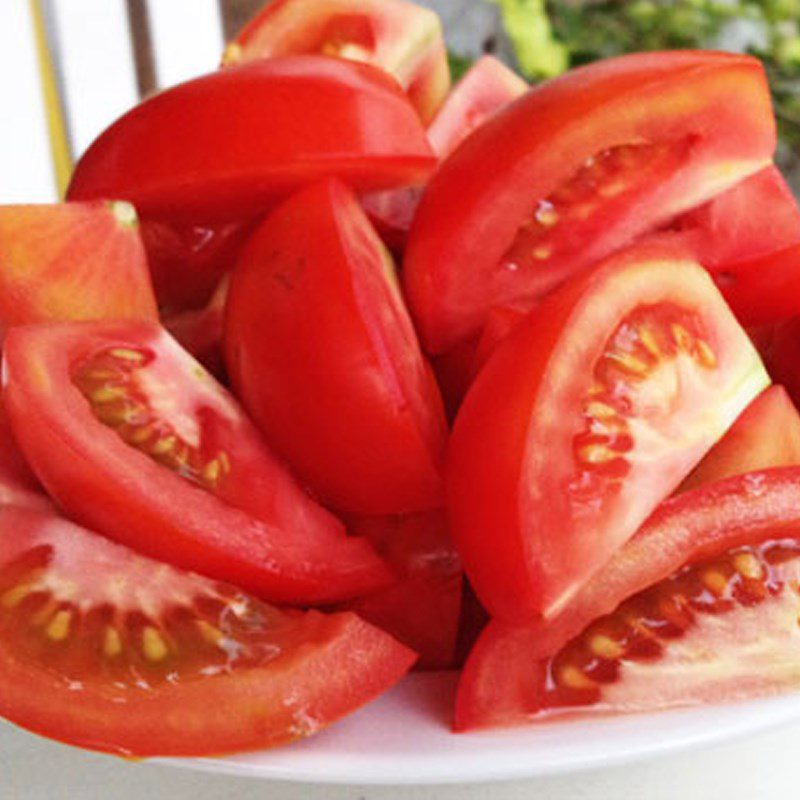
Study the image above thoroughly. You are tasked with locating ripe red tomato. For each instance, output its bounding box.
[0,503,414,756]
[2,321,391,605]
[223,0,450,124]
[140,218,250,312]
[404,51,775,354]
[226,179,447,515]
[0,202,157,337]
[455,467,800,731]
[763,317,800,409]
[448,243,769,622]
[673,166,800,326]
[680,386,800,492]
[0,399,50,511]
[67,57,435,224]
[342,510,462,669]
[363,55,528,249]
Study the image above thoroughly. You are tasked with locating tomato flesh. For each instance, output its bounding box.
[226,179,447,515]
[3,321,391,605]
[0,202,157,337]
[342,510,462,670]
[447,243,769,621]
[456,466,800,731]
[680,385,800,492]
[404,51,775,353]
[0,504,414,756]
[224,0,450,124]
[67,57,435,224]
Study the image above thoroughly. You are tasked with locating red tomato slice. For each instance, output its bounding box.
[363,55,528,249]
[223,0,450,124]
[456,466,800,731]
[763,317,800,409]
[675,165,800,268]
[672,165,800,326]
[712,245,800,327]
[164,276,229,379]
[140,218,250,312]
[404,51,775,353]
[0,400,50,512]
[341,510,462,670]
[448,243,769,621]
[67,57,436,224]
[0,503,414,756]
[0,202,157,337]
[225,179,447,515]
[2,321,391,604]
[680,385,800,492]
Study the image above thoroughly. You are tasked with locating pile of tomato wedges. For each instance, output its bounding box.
[3,0,800,758]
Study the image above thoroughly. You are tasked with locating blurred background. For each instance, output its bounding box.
[2,0,799,201]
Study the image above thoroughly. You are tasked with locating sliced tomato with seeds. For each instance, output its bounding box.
[2,321,391,605]
[67,57,435,224]
[404,51,775,353]
[448,243,769,622]
[0,504,414,756]
[0,201,157,338]
[680,386,800,493]
[363,55,528,249]
[226,179,447,515]
[456,466,800,730]
[223,0,450,124]
[342,510,462,670]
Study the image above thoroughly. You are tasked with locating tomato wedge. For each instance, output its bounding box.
[67,57,435,224]
[363,55,528,249]
[0,202,156,336]
[2,321,391,605]
[223,0,450,124]
[404,51,775,353]
[0,503,414,756]
[341,510,462,669]
[455,467,800,731]
[448,243,768,621]
[673,165,800,326]
[226,179,447,515]
[680,385,800,492]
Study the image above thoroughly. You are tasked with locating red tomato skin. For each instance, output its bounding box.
[455,466,800,731]
[404,51,775,353]
[0,201,157,336]
[765,317,800,408]
[447,242,767,622]
[675,165,800,269]
[67,57,436,224]
[0,505,415,757]
[713,245,800,327]
[225,0,450,124]
[2,322,391,605]
[680,385,800,492]
[225,179,447,515]
[342,510,462,669]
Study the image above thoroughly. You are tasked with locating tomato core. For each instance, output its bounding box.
[72,347,231,490]
[569,302,716,503]
[498,140,695,304]
[546,538,800,710]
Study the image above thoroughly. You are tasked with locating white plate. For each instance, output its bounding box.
[157,672,800,785]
